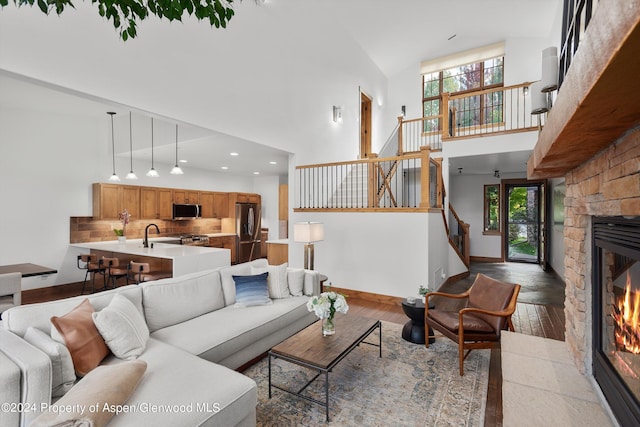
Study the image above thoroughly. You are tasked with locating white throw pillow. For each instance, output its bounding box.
[92,294,149,360]
[287,268,305,296]
[251,263,290,299]
[24,327,76,397]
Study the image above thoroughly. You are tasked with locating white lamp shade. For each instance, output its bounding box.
[530,81,548,114]
[294,222,324,243]
[541,47,558,92]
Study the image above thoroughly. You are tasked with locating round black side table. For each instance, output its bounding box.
[401,299,435,344]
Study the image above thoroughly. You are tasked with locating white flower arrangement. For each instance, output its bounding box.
[306,291,349,320]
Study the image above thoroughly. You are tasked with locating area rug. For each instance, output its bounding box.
[243,321,490,426]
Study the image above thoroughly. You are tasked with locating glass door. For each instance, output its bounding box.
[505,183,542,263]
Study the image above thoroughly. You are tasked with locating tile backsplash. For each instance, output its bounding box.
[70,217,224,243]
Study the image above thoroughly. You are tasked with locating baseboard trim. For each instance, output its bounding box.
[324,286,404,307]
[441,271,471,288]
[470,256,503,263]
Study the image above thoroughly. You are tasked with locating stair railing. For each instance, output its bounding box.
[449,203,470,267]
[296,147,442,211]
[446,81,544,139]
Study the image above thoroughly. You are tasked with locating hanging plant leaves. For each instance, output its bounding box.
[1,0,238,40]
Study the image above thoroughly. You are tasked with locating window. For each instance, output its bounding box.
[422,55,504,132]
[484,184,500,234]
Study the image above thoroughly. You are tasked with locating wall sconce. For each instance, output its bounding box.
[332,106,343,123]
[530,81,548,115]
[294,222,324,270]
[494,170,500,178]
[522,86,529,96]
[401,105,406,117]
[458,167,463,174]
[541,46,559,93]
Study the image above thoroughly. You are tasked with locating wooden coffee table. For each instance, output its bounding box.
[268,315,381,421]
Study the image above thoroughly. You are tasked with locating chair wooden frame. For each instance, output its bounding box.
[424,276,520,375]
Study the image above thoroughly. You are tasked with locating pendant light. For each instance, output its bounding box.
[170,124,184,175]
[107,112,120,182]
[125,112,138,180]
[146,117,159,177]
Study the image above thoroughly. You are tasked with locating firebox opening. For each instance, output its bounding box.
[593,216,640,426]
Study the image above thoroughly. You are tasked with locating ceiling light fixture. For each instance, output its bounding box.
[230,152,239,156]
[107,112,120,182]
[269,161,277,165]
[125,112,138,179]
[221,166,229,170]
[253,172,260,175]
[170,124,184,175]
[146,117,159,177]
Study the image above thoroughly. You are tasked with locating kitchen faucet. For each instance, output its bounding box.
[144,224,160,248]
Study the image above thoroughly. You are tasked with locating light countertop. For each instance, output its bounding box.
[71,238,228,260]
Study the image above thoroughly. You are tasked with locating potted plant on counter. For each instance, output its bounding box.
[114,209,131,243]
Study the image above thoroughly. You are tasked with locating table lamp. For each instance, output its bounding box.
[293,222,324,270]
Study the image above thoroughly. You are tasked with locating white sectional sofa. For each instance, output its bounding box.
[0,259,319,427]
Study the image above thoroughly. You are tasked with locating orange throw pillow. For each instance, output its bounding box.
[51,299,110,377]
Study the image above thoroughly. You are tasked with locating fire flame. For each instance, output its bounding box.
[613,272,640,354]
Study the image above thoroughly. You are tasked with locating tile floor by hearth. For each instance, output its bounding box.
[501,331,617,427]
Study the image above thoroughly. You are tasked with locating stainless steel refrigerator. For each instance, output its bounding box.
[236,203,261,263]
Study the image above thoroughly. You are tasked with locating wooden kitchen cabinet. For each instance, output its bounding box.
[236,193,260,204]
[199,192,229,218]
[199,191,215,218]
[121,186,141,220]
[213,193,230,218]
[173,190,199,204]
[141,187,173,220]
[93,183,140,220]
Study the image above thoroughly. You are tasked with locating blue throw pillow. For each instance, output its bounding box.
[233,272,272,307]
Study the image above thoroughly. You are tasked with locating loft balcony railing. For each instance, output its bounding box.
[295,148,442,211]
[395,81,545,155]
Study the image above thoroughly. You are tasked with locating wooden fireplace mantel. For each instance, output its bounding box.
[528,2,640,179]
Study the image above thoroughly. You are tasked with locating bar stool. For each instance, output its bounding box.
[101,257,129,289]
[78,254,104,295]
[127,262,171,285]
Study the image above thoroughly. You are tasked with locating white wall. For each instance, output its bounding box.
[252,175,280,241]
[290,211,430,298]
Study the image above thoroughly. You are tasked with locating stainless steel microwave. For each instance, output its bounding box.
[172,204,201,220]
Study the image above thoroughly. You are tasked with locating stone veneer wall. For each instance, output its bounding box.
[563,127,640,372]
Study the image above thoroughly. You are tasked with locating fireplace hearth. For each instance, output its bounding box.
[593,216,640,426]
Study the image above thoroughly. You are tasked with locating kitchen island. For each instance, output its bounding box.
[71,238,230,278]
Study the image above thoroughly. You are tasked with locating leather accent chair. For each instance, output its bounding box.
[425,273,520,375]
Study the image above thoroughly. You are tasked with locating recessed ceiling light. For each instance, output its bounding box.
[269,161,277,165]
[179,159,188,163]
[230,152,239,156]
[253,172,260,175]
[221,166,229,170]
